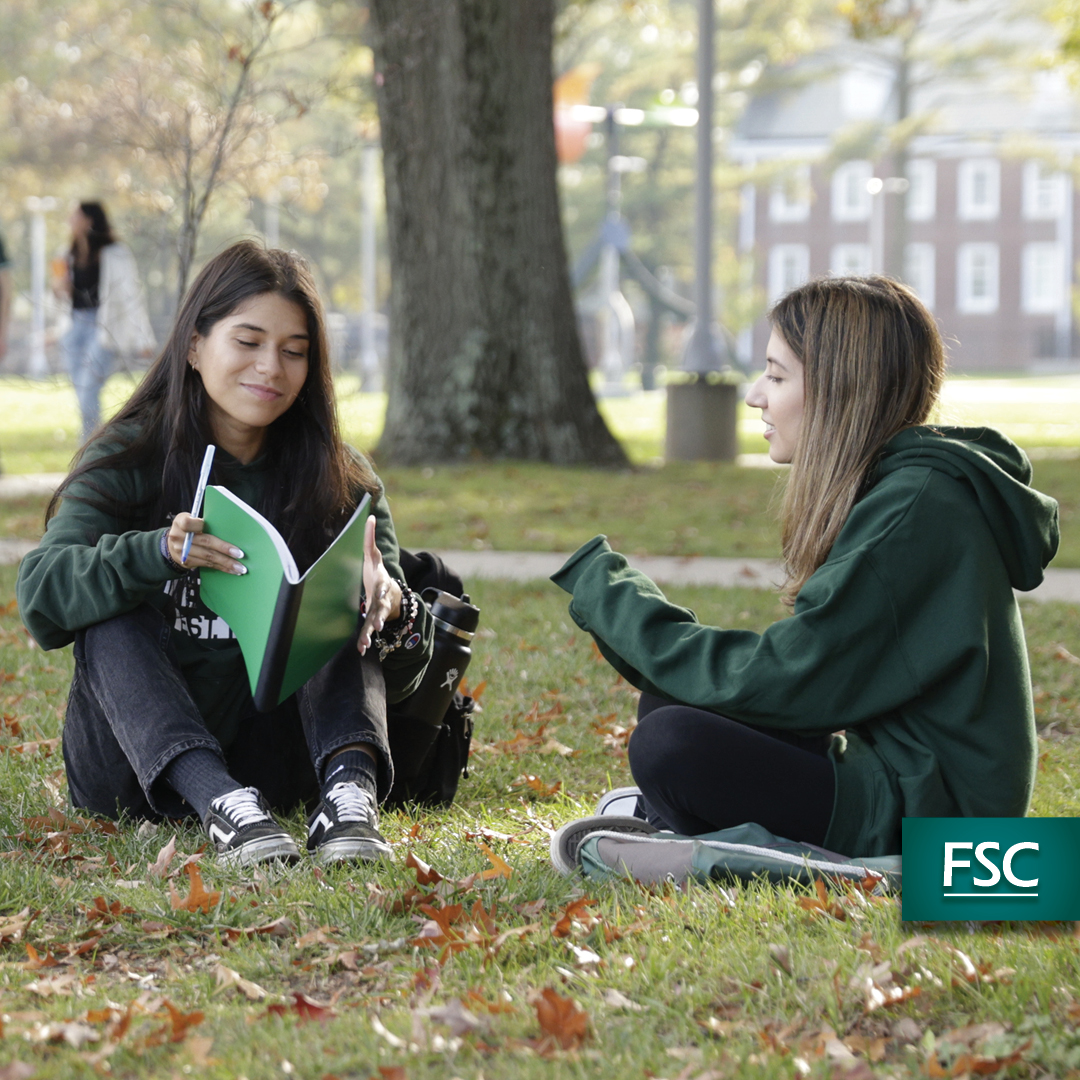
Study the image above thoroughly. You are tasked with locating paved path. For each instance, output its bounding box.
[0,476,1075,603]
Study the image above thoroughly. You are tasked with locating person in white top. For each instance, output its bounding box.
[61,202,155,438]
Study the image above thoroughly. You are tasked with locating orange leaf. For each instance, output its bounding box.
[511,774,562,798]
[169,863,220,914]
[479,843,513,880]
[291,992,335,1023]
[534,987,589,1050]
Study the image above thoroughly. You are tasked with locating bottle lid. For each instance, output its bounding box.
[422,588,481,635]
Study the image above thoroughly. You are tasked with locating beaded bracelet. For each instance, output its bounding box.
[159,529,186,573]
[372,581,420,662]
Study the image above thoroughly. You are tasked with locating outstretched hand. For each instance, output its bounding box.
[359,514,402,656]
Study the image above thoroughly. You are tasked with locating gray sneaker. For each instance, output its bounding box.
[204,787,300,867]
[596,785,645,818]
[550,814,658,875]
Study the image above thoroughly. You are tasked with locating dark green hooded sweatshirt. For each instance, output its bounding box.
[552,426,1060,857]
[17,431,432,748]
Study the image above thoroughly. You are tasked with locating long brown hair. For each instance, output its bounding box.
[49,241,378,571]
[770,275,945,605]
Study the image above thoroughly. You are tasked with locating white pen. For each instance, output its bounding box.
[181,444,217,564]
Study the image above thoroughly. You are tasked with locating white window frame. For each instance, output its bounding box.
[906,159,936,222]
[768,163,811,223]
[904,242,936,311]
[830,243,872,277]
[1022,161,1065,220]
[768,244,811,302]
[957,158,1000,221]
[956,243,999,314]
[1022,242,1064,314]
[831,160,873,222]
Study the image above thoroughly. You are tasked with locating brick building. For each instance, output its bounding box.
[729,55,1080,372]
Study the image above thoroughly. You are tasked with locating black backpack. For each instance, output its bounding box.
[384,551,476,809]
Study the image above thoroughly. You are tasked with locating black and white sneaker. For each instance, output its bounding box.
[307,782,392,864]
[204,787,300,867]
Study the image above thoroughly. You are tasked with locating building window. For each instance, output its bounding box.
[957,159,1000,221]
[906,159,936,221]
[904,243,936,310]
[1022,242,1064,313]
[1023,162,1065,220]
[832,160,872,222]
[830,244,872,276]
[956,243,999,313]
[768,244,810,302]
[769,164,811,223]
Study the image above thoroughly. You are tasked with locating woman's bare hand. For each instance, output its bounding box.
[358,515,402,656]
[166,513,246,575]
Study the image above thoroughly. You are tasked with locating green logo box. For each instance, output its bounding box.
[902,818,1080,921]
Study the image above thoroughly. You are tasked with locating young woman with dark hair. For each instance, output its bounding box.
[19,240,433,866]
[552,276,1059,864]
[61,201,155,438]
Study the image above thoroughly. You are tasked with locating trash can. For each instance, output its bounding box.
[665,377,739,462]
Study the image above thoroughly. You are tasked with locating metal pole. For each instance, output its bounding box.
[361,143,381,389]
[684,0,720,373]
[26,196,53,378]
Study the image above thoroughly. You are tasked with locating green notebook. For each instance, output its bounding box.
[199,486,371,711]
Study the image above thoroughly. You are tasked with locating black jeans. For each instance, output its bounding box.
[628,693,836,845]
[63,603,391,821]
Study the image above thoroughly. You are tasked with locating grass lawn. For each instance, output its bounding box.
[2,374,1079,567]
[1,567,1079,1078]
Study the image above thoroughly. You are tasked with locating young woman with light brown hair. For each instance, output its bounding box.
[552,275,1059,859]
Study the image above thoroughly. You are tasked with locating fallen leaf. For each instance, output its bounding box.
[511,774,562,798]
[147,835,177,879]
[405,851,443,885]
[0,908,36,943]
[479,843,513,880]
[169,863,220,915]
[601,988,643,1011]
[214,964,267,1001]
[533,987,588,1052]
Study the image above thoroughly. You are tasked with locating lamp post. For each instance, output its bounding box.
[867,175,909,274]
[25,196,57,379]
[664,0,738,462]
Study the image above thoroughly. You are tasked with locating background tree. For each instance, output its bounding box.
[368,0,627,466]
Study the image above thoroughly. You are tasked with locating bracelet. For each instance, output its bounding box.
[160,529,185,573]
[372,581,420,662]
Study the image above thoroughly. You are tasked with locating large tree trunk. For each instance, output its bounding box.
[369,0,627,466]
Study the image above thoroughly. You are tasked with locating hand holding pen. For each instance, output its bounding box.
[164,446,247,575]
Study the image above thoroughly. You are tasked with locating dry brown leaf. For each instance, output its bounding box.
[0,907,36,943]
[214,964,268,1001]
[146,835,177,879]
[26,973,80,998]
[533,986,589,1052]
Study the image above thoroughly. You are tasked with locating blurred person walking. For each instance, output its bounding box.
[60,202,155,439]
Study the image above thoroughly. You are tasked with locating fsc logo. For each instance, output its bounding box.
[902,818,1080,921]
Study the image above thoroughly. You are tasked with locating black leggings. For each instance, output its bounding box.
[627,694,836,845]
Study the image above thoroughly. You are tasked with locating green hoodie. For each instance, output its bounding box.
[552,426,1060,857]
[17,431,432,748]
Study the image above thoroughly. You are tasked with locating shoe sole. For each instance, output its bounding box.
[550,814,657,875]
[313,836,393,864]
[216,835,301,868]
[596,785,643,817]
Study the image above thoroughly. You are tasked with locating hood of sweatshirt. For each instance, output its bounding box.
[873,426,1059,592]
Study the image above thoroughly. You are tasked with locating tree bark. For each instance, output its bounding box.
[369,0,628,466]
